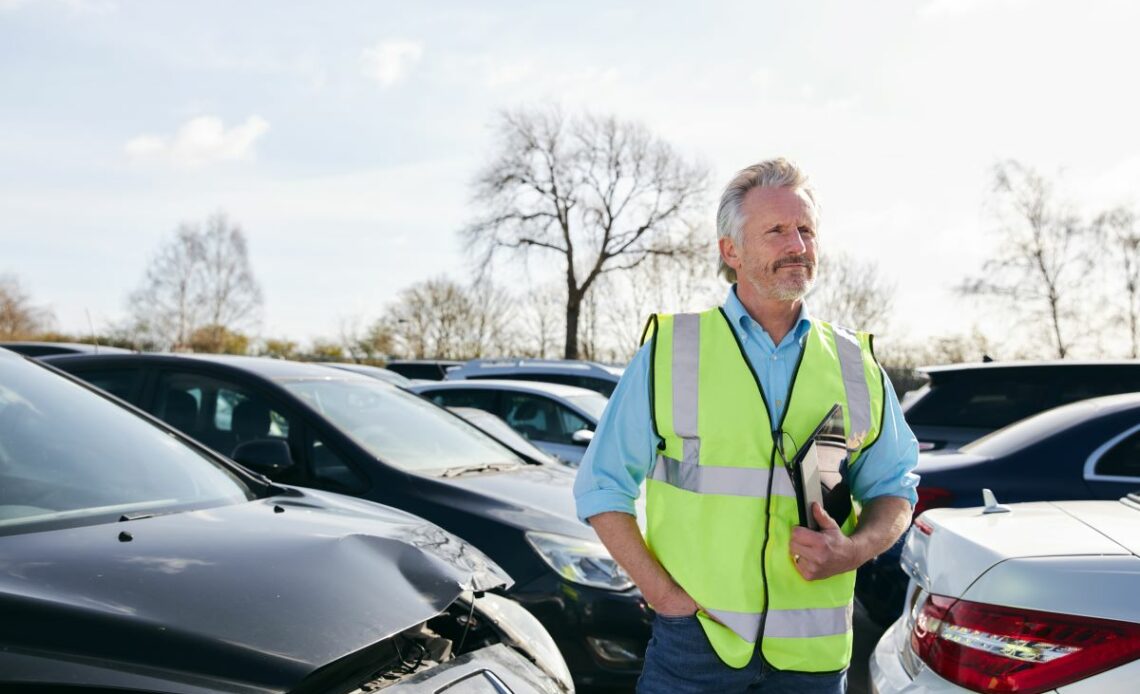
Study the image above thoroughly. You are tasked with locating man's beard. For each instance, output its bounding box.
[747,253,816,301]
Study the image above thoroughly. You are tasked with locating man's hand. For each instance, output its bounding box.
[652,583,699,617]
[789,496,914,581]
[789,503,860,581]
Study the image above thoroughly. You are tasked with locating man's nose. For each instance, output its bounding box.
[784,229,809,254]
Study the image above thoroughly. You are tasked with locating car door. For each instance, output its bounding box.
[1084,423,1140,498]
[150,368,368,494]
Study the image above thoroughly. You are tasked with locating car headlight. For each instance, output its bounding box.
[472,592,575,693]
[525,531,635,591]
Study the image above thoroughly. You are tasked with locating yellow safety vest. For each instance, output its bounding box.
[643,307,885,671]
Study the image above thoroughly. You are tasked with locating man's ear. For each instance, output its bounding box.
[719,236,741,273]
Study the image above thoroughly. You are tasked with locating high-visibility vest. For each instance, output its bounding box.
[643,307,885,671]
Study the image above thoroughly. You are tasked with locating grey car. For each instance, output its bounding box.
[445,359,623,397]
[412,380,607,466]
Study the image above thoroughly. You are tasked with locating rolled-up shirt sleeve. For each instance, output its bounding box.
[848,368,920,506]
[573,344,658,523]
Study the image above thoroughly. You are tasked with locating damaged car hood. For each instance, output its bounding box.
[0,487,509,691]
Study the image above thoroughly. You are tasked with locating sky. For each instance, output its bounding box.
[3,0,1139,354]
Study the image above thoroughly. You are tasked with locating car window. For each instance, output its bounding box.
[501,393,574,444]
[309,432,367,492]
[1094,429,1140,478]
[566,392,608,420]
[426,388,499,412]
[557,406,591,441]
[281,378,520,472]
[0,354,251,535]
[68,367,143,402]
[905,374,1054,429]
[154,371,291,459]
[907,367,1140,430]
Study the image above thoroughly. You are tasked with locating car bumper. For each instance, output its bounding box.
[511,573,652,690]
[385,643,567,693]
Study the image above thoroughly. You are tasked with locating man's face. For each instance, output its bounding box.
[719,185,819,302]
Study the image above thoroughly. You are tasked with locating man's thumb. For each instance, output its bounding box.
[813,502,839,529]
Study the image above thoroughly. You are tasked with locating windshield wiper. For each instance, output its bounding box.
[439,462,522,478]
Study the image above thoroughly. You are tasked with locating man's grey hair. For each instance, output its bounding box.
[716,158,818,282]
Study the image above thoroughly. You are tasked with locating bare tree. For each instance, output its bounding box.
[383,277,516,360]
[807,250,895,332]
[959,160,1088,358]
[0,273,55,339]
[128,213,263,351]
[338,316,396,364]
[1095,205,1140,357]
[464,108,709,359]
[516,282,564,358]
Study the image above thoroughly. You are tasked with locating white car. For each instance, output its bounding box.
[411,380,607,466]
[871,492,1140,693]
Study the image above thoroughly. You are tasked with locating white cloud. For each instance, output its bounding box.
[125,115,269,168]
[361,40,423,87]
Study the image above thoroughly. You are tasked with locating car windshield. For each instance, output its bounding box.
[281,377,524,472]
[567,393,608,420]
[961,399,1097,457]
[0,352,252,535]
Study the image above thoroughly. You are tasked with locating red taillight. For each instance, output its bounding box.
[910,594,1140,693]
[913,516,934,535]
[914,487,954,518]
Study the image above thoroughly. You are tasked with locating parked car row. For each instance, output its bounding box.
[36,352,645,690]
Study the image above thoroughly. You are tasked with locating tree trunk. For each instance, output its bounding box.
[564,291,581,360]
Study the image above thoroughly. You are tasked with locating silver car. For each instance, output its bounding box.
[870,492,1140,693]
[411,380,607,466]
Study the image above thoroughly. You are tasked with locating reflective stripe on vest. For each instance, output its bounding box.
[643,308,884,672]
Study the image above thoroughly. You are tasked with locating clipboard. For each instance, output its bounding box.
[785,403,852,530]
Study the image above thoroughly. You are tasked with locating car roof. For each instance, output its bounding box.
[0,341,133,354]
[921,359,1140,374]
[449,358,623,378]
[413,378,602,398]
[43,352,378,383]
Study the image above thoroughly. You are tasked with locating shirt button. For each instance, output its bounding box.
[771,355,777,361]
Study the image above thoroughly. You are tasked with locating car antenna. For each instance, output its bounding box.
[86,308,102,354]
[981,488,1011,514]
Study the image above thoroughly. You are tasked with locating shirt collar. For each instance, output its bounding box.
[722,284,812,348]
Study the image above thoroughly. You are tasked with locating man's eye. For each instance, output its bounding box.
[798,226,815,236]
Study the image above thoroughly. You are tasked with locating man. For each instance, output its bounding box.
[574,158,919,693]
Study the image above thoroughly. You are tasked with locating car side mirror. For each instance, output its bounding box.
[571,429,595,446]
[231,440,295,476]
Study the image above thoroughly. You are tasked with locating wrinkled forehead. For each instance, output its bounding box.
[740,185,820,228]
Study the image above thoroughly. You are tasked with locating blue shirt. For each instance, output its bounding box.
[574,286,920,523]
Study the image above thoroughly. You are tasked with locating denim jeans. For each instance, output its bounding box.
[636,613,847,694]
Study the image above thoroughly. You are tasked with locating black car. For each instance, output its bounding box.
[0,348,572,693]
[46,353,649,689]
[385,359,463,381]
[858,392,1140,626]
[902,360,1140,452]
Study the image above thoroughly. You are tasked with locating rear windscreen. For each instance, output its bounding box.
[905,367,1140,429]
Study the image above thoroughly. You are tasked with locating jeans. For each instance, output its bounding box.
[636,614,847,694]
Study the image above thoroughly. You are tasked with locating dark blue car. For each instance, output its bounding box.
[858,392,1140,625]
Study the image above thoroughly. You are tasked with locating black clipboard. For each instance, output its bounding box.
[785,404,852,530]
